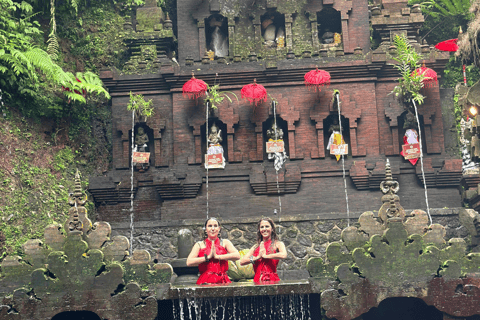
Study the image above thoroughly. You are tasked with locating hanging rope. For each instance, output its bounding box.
[206,101,209,220]
[336,93,350,227]
[273,101,282,217]
[130,110,135,256]
[411,99,432,225]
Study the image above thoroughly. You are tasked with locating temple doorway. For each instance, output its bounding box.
[52,311,102,320]
[361,297,442,320]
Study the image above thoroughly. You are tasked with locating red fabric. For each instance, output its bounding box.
[411,67,438,88]
[435,39,458,52]
[241,80,267,106]
[400,135,419,166]
[196,238,231,285]
[304,68,331,92]
[253,240,280,284]
[182,76,208,100]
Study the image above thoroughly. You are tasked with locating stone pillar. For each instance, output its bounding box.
[198,20,206,60]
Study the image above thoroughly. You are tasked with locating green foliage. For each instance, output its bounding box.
[205,84,238,109]
[441,56,480,87]
[0,112,101,258]
[391,35,427,106]
[0,0,110,118]
[58,2,129,72]
[419,0,473,19]
[127,92,154,119]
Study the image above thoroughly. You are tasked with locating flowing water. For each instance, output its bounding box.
[336,93,350,227]
[129,110,135,255]
[169,294,313,320]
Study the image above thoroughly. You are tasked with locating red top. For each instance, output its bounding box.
[196,238,231,285]
[253,239,280,284]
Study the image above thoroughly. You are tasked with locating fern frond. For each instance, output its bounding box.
[47,32,59,60]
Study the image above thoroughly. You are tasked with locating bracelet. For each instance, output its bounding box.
[250,256,254,264]
[204,253,209,262]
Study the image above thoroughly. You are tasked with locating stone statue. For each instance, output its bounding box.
[207,124,223,155]
[267,122,284,141]
[262,15,281,47]
[135,127,149,152]
[209,17,228,58]
[321,29,335,44]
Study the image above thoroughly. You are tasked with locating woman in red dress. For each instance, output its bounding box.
[186,217,240,285]
[240,217,287,284]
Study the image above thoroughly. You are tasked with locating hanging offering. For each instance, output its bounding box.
[205,123,225,169]
[266,122,287,171]
[401,128,420,165]
[326,119,348,161]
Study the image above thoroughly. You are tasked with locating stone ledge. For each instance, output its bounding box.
[159,279,312,300]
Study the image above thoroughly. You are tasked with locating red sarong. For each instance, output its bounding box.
[253,240,280,284]
[196,238,231,285]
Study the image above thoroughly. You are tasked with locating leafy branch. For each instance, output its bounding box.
[127,92,154,119]
[204,84,238,109]
[391,34,427,106]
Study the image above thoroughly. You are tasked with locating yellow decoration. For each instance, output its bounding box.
[333,133,345,161]
[277,36,285,48]
[334,33,342,44]
[227,249,254,281]
[207,50,215,61]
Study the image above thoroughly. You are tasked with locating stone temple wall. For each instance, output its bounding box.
[110,208,469,278]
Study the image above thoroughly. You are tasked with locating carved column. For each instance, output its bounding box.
[253,17,262,53]
[285,14,293,50]
[249,123,264,161]
[228,20,235,59]
[197,20,206,60]
[310,15,320,54]
[341,13,350,53]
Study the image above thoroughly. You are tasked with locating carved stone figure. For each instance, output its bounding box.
[209,17,228,58]
[207,123,223,154]
[135,127,149,152]
[321,29,335,44]
[267,122,284,141]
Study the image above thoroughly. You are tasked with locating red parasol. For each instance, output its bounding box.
[411,66,438,88]
[241,79,267,106]
[435,39,458,52]
[304,68,331,92]
[182,73,208,99]
[435,38,467,86]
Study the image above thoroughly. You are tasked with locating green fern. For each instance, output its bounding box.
[391,35,426,106]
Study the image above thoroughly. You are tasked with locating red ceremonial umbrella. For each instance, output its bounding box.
[435,38,467,86]
[182,73,208,99]
[241,79,267,106]
[435,38,458,52]
[411,66,438,88]
[304,68,331,92]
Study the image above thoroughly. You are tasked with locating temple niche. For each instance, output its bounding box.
[202,119,228,163]
[205,14,229,58]
[317,7,342,47]
[131,124,154,171]
[260,11,286,48]
[397,111,426,155]
[263,116,288,160]
[323,114,350,158]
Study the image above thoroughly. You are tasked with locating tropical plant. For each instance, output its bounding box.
[0,0,110,108]
[391,34,428,106]
[127,92,154,119]
[419,0,473,18]
[204,84,238,109]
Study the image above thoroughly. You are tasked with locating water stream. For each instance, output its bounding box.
[130,110,135,255]
[170,294,313,320]
[411,99,431,225]
[336,93,350,227]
